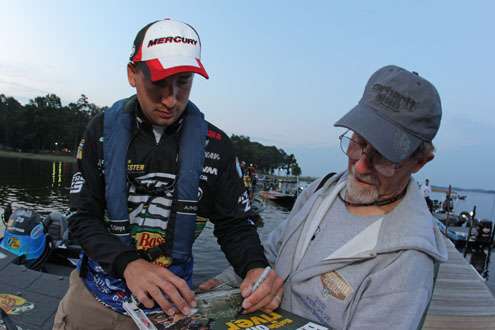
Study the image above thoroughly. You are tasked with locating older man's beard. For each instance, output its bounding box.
[345,168,379,204]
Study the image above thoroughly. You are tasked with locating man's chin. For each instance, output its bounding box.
[151,116,176,127]
[346,177,379,204]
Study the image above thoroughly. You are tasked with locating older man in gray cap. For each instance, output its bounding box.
[201,65,448,330]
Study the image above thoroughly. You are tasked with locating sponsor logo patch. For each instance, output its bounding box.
[136,232,165,249]
[127,162,145,172]
[109,223,128,235]
[205,151,221,160]
[134,231,172,267]
[70,172,85,194]
[203,166,218,176]
[148,36,198,47]
[320,271,352,300]
[207,129,222,141]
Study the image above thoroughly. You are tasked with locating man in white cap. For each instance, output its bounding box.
[202,65,448,329]
[54,19,282,329]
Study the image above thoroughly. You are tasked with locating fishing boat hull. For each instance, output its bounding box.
[259,191,296,210]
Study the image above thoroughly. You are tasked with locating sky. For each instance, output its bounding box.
[0,1,494,190]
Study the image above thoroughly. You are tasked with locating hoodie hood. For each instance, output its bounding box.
[373,180,448,262]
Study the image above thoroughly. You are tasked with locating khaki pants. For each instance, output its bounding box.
[53,270,137,330]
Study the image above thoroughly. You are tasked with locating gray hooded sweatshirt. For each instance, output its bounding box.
[216,172,448,330]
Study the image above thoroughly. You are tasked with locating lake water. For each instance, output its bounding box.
[0,156,291,287]
[0,156,494,293]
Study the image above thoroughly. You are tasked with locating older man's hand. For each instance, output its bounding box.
[239,267,284,314]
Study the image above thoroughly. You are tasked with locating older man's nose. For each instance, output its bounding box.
[354,153,373,174]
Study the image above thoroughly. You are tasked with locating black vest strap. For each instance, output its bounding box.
[315,172,336,192]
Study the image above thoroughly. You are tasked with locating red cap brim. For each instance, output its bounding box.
[145,58,209,81]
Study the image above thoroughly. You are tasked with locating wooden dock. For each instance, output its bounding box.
[423,239,495,329]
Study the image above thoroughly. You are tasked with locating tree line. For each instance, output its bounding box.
[0,93,102,153]
[0,93,301,176]
[231,135,301,176]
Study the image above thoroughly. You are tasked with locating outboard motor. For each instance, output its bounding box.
[43,211,80,259]
[475,220,493,244]
[0,208,50,270]
[458,211,471,227]
[44,211,69,247]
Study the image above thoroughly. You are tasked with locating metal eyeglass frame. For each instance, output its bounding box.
[338,130,401,177]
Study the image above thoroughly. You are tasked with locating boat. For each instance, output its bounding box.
[0,207,76,329]
[434,207,494,253]
[259,177,301,210]
[0,198,271,329]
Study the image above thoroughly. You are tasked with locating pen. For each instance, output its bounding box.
[251,266,272,293]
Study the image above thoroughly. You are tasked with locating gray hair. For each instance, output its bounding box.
[411,141,435,161]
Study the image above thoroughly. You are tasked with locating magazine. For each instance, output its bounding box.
[124,289,329,330]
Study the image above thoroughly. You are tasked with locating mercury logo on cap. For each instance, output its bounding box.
[147,36,198,47]
[129,19,209,82]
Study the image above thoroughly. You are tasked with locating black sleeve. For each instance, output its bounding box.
[209,141,269,278]
[68,115,141,278]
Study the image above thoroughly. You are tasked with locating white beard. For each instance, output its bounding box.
[345,171,379,204]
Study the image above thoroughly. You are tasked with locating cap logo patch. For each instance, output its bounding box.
[372,84,416,112]
[148,36,198,48]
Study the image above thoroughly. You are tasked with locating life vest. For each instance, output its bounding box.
[78,96,207,313]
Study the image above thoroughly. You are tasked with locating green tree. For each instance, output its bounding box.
[0,93,102,154]
[231,135,301,175]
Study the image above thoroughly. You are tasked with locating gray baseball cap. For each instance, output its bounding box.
[334,65,442,163]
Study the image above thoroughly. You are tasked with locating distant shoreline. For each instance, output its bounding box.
[0,150,493,194]
[432,185,495,195]
[0,150,75,163]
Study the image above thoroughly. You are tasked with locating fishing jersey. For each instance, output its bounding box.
[68,100,268,281]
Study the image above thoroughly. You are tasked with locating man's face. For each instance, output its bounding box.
[128,64,194,126]
[345,133,423,204]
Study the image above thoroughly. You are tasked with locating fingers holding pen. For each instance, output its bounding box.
[240,267,284,314]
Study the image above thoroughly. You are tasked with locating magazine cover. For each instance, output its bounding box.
[127,289,329,330]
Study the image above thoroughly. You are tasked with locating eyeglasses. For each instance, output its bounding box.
[339,130,401,177]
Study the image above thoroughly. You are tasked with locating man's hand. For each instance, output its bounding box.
[123,259,196,316]
[240,267,284,314]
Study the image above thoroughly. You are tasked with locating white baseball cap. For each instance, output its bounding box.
[129,19,209,81]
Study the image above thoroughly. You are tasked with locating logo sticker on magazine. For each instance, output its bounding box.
[0,294,35,315]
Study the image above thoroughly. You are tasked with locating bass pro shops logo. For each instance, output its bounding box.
[134,231,172,267]
[0,294,35,315]
[7,237,20,250]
